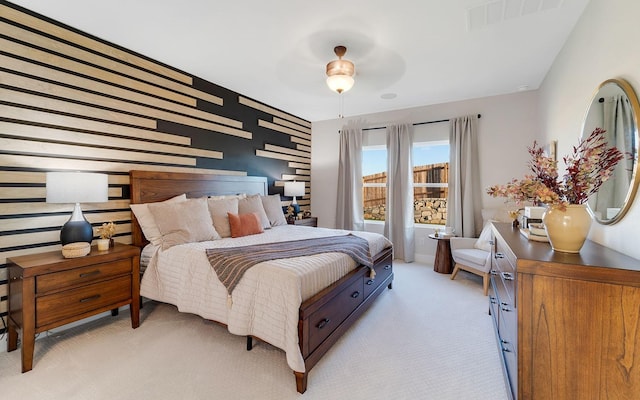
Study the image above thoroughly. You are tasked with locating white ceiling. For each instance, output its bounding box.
[11,0,590,122]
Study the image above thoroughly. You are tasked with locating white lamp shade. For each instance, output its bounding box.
[284,181,305,198]
[46,172,108,204]
[326,74,355,94]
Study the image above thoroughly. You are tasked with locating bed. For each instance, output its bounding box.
[129,170,394,393]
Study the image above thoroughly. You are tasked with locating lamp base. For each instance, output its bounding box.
[60,220,93,245]
[291,204,300,215]
[60,203,94,245]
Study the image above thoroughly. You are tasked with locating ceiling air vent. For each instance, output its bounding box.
[467,0,566,31]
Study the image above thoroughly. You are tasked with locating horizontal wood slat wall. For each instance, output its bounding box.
[0,2,312,333]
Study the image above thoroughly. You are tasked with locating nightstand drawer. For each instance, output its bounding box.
[36,259,131,294]
[36,275,132,329]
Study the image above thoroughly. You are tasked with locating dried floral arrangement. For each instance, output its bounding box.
[487,128,624,210]
[97,221,116,239]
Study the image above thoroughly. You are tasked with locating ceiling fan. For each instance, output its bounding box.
[325,45,355,94]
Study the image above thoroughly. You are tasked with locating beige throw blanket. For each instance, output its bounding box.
[206,234,372,297]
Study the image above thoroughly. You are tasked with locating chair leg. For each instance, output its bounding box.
[482,273,489,296]
[450,264,460,280]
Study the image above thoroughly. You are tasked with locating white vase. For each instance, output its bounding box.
[97,238,110,251]
[542,204,592,253]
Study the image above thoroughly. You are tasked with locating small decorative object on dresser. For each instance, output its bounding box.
[7,243,141,373]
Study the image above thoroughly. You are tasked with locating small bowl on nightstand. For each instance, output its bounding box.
[61,242,91,258]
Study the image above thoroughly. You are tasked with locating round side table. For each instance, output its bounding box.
[428,233,455,274]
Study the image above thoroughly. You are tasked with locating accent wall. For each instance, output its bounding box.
[0,2,311,335]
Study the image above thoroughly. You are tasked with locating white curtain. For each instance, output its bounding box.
[448,115,482,237]
[591,95,633,216]
[384,123,415,262]
[336,124,364,231]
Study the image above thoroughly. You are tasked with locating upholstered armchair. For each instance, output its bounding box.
[449,224,493,295]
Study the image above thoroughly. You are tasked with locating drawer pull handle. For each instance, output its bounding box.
[79,270,101,278]
[490,270,499,276]
[489,296,497,304]
[502,347,511,353]
[366,279,375,286]
[316,318,331,329]
[501,306,511,312]
[495,252,505,259]
[501,272,514,281]
[351,291,360,298]
[80,294,101,303]
[383,265,391,270]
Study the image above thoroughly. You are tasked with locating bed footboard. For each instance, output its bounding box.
[295,247,393,393]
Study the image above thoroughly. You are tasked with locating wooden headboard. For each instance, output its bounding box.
[129,170,268,247]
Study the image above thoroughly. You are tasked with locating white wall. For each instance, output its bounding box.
[311,91,539,260]
[539,0,640,259]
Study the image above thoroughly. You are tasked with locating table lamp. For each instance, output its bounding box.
[284,181,305,214]
[46,171,108,245]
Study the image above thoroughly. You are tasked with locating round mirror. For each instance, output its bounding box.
[583,78,640,224]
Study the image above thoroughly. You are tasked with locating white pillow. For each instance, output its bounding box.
[147,197,220,250]
[238,194,271,229]
[207,197,239,238]
[260,194,288,227]
[474,222,494,252]
[130,194,187,246]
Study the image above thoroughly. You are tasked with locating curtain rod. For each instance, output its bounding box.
[362,113,481,132]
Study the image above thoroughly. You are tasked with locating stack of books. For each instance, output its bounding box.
[519,222,549,242]
[520,206,544,229]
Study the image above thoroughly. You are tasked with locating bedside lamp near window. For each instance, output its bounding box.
[284,181,305,214]
[46,172,108,245]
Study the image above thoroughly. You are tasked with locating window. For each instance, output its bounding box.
[412,141,449,225]
[362,146,387,222]
[361,126,449,225]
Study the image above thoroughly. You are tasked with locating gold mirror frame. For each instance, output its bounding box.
[583,78,640,225]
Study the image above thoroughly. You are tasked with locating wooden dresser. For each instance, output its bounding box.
[489,222,640,400]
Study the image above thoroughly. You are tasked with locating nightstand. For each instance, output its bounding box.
[7,243,140,372]
[288,217,318,227]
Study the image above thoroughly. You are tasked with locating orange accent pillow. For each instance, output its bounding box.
[228,212,264,238]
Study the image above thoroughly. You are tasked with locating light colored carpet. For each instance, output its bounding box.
[0,262,508,400]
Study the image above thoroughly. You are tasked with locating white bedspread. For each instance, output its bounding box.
[140,225,392,373]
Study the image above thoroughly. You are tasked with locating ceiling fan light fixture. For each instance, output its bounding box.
[326,74,354,94]
[326,45,355,94]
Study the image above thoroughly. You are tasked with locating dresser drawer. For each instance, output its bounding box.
[500,332,518,400]
[363,257,392,298]
[488,276,500,330]
[307,278,364,352]
[36,259,132,294]
[36,275,132,329]
[494,250,515,275]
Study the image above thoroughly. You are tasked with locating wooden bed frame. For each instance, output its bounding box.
[129,170,394,393]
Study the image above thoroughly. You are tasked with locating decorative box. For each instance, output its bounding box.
[524,206,545,219]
